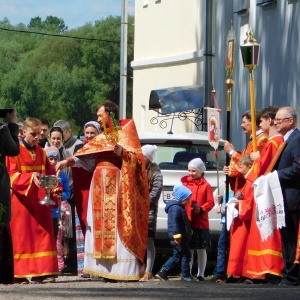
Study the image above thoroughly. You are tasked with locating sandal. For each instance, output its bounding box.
[139,272,153,281]
[14,277,30,284]
[31,276,56,284]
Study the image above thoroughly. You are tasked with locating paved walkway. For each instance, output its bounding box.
[1,275,300,300]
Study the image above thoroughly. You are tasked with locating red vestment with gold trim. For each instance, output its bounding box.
[243,134,284,279]
[227,180,253,278]
[75,119,149,280]
[6,143,58,278]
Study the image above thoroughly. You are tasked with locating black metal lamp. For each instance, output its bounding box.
[240,31,261,154]
[240,31,260,71]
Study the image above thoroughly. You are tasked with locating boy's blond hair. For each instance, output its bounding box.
[238,154,253,167]
[23,117,42,129]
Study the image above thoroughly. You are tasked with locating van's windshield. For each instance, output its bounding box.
[145,144,226,171]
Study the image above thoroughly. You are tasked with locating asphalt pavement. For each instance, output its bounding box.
[1,275,300,300]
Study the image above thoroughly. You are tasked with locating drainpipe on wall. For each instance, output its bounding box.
[203,0,213,131]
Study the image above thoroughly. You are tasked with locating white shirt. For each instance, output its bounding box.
[283,128,295,142]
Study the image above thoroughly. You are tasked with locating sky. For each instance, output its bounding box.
[0,0,135,30]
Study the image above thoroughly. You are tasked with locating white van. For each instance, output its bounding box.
[139,131,226,248]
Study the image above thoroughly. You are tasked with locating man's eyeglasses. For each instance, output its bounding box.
[274,117,291,123]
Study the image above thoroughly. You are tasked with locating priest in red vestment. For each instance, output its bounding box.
[56,101,149,280]
[6,117,59,284]
[223,110,268,193]
[243,106,284,282]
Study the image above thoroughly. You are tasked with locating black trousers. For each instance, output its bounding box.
[280,209,300,285]
[0,223,14,284]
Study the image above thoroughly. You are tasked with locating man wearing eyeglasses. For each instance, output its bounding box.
[274,106,300,286]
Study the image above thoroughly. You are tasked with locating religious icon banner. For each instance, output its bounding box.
[206,107,221,150]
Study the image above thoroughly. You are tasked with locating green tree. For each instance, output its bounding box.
[44,16,68,33]
[27,17,43,31]
[28,16,68,33]
[0,15,134,129]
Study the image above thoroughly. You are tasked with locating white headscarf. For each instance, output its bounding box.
[84,121,101,133]
[142,144,157,162]
[188,158,206,173]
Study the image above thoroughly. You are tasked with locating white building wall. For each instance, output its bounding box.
[132,0,205,133]
[132,0,300,147]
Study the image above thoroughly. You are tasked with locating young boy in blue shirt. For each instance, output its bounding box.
[45,146,71,272]
[155,185,193,281]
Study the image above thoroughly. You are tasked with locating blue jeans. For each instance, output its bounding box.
[213,223,226,279]
[162,240,191,278]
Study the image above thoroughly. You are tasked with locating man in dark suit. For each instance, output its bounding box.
[0,109,20,284]
[275,106,300,286]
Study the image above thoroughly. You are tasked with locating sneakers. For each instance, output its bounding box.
[243,278,254,284]
[14,277,30,284]
[210,276,225,283]
[79,273,91,278]
[181,276,194,282]
[265,274,281,285]
[196,276,204,281]
[139,272,153,282]
[225,276,242,284]
[154,270,168,281]
[245,278,267,284]
[42,276,56,283]
[31,276,56,284]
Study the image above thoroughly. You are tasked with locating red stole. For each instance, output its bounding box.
[242,135,285,279]
[75,119,149,263]
[228,132,268,193]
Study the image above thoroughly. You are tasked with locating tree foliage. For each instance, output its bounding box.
[0,16,134,132]
[28,16,68,33]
